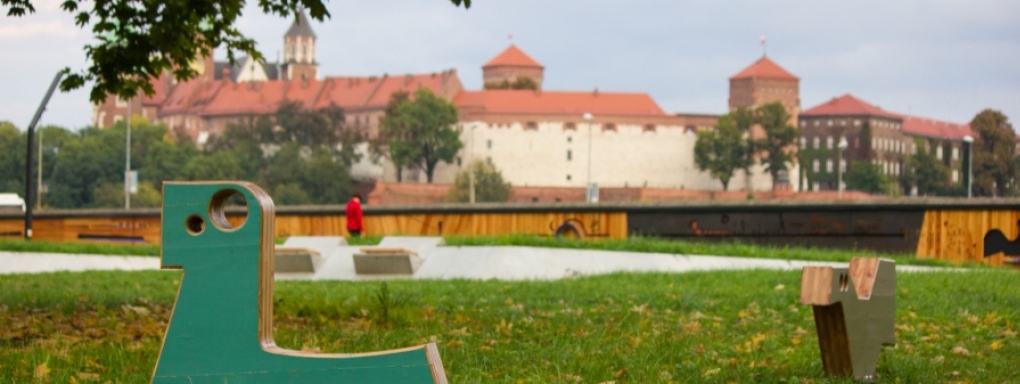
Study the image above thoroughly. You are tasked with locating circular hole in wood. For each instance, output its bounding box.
[185,214,205,235]
[208,189,248,231]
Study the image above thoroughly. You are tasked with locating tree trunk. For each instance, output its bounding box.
[396,167,403,182]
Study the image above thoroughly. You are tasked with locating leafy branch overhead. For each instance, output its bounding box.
[1,0,470,102]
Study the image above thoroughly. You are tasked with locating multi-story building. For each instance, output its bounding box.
[799,94,972,192]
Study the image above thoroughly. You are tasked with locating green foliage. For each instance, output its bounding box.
[2,268,1016,382]
[844,161,887,194]
[0,238,159,256]
[0,121,26,194]
[904,139,951,196]
[694,115,750,190]
[92,181,162,208]
[380,88,462,183]
[754,103,799,185]
[446,161,513,203]
[483,77,539,90]
[970,109,1015,197]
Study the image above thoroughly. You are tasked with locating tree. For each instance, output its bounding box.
[0,121,26,194]
[484,77,539,90]
[970,109,1015,197]
[905,144,951,196]
[380,88,462,183]
[844,161,887,194]
[754,102,799,187]
[694,115,750,190]
[446,161,512,203]
[1,0,471,102]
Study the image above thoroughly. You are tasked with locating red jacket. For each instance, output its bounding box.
[345,198,363,231]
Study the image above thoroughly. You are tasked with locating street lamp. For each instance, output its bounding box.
[468,123,477,204]
[837,136,848,199]
[963,135,973,199]
[583,113,594,202]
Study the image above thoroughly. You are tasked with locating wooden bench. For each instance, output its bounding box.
[353,247,422,275]
[273,247,322,273]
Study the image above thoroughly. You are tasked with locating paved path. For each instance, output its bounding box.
[1,236,945,279]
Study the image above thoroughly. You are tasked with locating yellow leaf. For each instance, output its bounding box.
[33,362,50,379]
[989,340,1003,351]
[614,368,627,378]
[774,284,785,291]
[704,368,721,377]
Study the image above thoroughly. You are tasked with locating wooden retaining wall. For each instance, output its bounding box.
[2,200,1017,267]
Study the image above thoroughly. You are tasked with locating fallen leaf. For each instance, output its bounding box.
[614,368,627,378]
[704,367,721,377]
[774,284,785,291]
[989,340,1002,351]
[951,346,970,356]
[34,362,50,379]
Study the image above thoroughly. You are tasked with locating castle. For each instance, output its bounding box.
[91,11,975,195]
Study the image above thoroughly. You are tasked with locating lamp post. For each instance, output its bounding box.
[468,123,477,204]
[125,99,132,209]
[583,113,594,202]
[837,136,848,199]
[963,135,973,199]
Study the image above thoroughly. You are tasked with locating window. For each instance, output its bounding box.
[936,146,943,159]
[840,119,847,126]
[800,121,806,127]
[644,124,656,133]
[567,174,572,181]
[871,138,877,149]
[854,119,861,127]
[487,140,492,149]
[827,120,833,127]
[814,120,820,127]
[456,157,462,167]
[952,147,959,161]
[813,137,820,149]
[603,123,617,132]
[952,170,959,183]
[567,150,572,161]
[800,137,806,149]
[812,159,820,172]
[826,136,833,149]
[567,136,572,143]
[526,122,537,131]
[115,97,127,108]
[826,159,833,173]
[564,122,576,131]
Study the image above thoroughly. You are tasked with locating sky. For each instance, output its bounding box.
[1,0,1018,130]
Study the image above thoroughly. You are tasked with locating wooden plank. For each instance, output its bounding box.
[917,209,1019,267]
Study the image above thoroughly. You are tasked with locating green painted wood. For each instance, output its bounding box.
[154,182,446,383]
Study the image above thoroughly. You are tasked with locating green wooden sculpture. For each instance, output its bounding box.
[800,258,896,382]
[154,182,447,383]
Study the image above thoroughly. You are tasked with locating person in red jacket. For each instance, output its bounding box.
[345,192,363,237]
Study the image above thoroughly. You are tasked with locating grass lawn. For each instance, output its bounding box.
[1,269,1017,383]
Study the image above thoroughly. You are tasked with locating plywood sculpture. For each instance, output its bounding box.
[154,182,447,383]
[801,258,896,382]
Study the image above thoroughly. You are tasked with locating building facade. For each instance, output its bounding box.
[799,94,972,193]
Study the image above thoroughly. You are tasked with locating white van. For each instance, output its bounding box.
[0,193,26,214]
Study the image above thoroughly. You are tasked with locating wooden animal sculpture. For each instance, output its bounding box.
[153,182,447,383]
[984,220,1020,258]
[800,258,895,382]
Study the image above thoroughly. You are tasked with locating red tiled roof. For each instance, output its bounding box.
[801,94,900,119]
[454,90,665,117]
[730,56,798,81]
[141,74,167,106]
[899,115,972,140]
[483,45,543,68]
[160,72,454,118]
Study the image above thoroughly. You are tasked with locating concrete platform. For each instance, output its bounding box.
[1,236,948,279]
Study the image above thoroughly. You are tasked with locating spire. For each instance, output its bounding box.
[285,9,317,39]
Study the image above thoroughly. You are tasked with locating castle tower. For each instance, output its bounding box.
[482,45,544,90]
[729,56,800,121]
[282,10,318,81]
[729,56,801,192]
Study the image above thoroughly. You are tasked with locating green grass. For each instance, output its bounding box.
[1,270,1018,382]
[0,238,159,256]
[445,234,966,267]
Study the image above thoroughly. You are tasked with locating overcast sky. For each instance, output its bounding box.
[1,0,1018,130]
